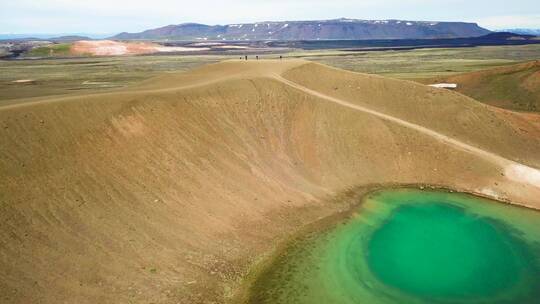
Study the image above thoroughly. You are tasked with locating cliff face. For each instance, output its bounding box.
[113,19,490,40]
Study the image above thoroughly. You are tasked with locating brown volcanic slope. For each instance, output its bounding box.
[1,60,540,304]
[426,60,540,112]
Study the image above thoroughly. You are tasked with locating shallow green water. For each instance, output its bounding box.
[248,189,540,304]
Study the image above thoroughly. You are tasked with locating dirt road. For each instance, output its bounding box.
[273,74,540,191]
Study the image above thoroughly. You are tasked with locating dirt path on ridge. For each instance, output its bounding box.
[273,74,540,192]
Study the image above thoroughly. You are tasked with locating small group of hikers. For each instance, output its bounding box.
[241,55,283,60]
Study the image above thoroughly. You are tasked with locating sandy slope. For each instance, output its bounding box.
[274,74,540,193]
[424,60,540,111]
[1,60,539,304]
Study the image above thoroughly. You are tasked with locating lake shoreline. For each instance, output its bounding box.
[232,183,540,303]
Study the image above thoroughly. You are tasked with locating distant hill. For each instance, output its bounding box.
[265,32,540,50]
[50,35,91,42]
[482,32,537,40]
[502,29,540,36]
[112,18,490,40]
[0,34,59,40]
[0,33,113,40]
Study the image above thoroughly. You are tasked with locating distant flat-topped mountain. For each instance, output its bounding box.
[112,18,490,41]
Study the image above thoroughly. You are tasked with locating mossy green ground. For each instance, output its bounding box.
[0,55,224,102]
[248,189,540,304]
[435,62,540,112]
[27,43,72,57]
[296,45,540,79]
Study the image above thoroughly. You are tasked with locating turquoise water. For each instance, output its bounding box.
[248,189,540,304]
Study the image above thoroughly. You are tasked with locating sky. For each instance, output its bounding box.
[1,0,539,35]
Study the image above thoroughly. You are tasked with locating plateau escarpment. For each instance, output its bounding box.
[113,19,490,40]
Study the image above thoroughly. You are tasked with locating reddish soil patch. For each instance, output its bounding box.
[71,40,161,56]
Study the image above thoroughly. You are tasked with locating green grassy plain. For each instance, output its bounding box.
[0,55,226,102]
[27,43,73,57]
[1,44,539,103]
[298,45,540,79]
